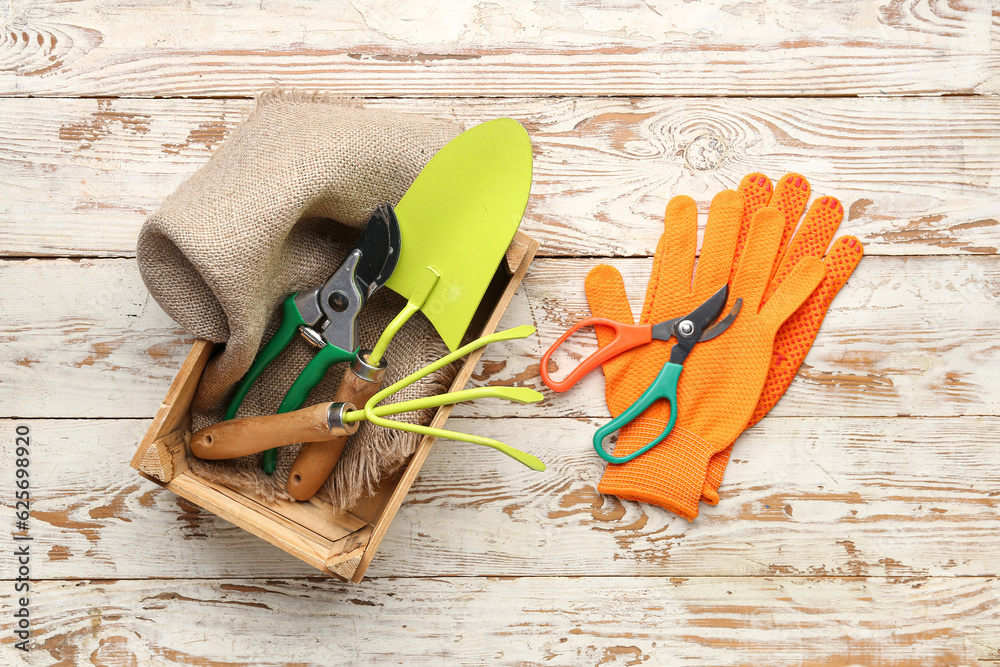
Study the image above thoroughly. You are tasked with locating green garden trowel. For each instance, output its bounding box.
[285,118,534,499]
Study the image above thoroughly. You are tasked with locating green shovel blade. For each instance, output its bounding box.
[385,118,533,351]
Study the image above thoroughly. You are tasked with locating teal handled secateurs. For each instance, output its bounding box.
[540,285,741,464]
[224,205,402,473]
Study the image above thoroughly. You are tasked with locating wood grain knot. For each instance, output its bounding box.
[684,134,728,171]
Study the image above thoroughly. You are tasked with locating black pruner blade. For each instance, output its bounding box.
[295,204,402,352]
[668,284,742,365]
[352,204,402,298]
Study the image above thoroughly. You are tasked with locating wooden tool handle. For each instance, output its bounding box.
[190,402,336,460]
[286,354,386,501]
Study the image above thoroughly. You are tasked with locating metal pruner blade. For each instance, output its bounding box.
[294,204,402,352]
[668,285,742,363]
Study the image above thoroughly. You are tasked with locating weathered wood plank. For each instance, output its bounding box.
[0,259,195,418]
[2,96,1000,258]
[390,416,1000,580]
[0,0,996,97]
[4,417,999,580]
[476,255,1000,421]
[1,256,997,419]
[2,577,997,664]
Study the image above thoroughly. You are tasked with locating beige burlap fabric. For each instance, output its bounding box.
[136,90,462,508]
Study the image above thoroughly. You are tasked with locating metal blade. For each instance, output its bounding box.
[652,285,734,344]
[699,298,742,342]
[352,204,402,297]
[683,284,730,332]
[304,205,403,352]
[668,284,731,365]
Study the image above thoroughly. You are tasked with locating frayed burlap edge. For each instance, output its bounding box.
[254,87,365,111]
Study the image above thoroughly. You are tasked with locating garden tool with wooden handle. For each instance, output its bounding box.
[193,385,543,465]
[284,118,533,499]
[223,205,402,475]
[200,325,547,500]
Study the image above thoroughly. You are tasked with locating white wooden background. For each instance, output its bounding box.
[2,1,1000,664]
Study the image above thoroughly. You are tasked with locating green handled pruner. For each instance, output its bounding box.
[224,205,402,472]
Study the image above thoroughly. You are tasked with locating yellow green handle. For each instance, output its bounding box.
[369,266,440,366]
[364,325,546,471]
[344,386,543,423]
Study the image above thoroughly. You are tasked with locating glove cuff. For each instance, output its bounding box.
[597,424,716,521]
[701,445,733,504]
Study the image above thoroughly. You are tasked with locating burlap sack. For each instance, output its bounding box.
[137,90,462,508]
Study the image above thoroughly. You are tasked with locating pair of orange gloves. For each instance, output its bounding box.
[586,172,864,520]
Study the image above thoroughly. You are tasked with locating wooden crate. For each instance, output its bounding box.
[130,231,538,582]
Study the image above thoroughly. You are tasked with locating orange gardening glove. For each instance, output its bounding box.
[699,173,864,504]
[583,190,745,425]
[585,188,826,520]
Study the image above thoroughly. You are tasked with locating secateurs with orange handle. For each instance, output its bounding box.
[540,284,741,464]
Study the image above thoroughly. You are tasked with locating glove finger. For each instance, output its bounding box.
[584,264,639,412]
[585,264,635,348]
[818,235,865,305]
[730,207,786,313]
[738,172,775,217]
[691,189,742,299]
[731,172,774,280]
[765,236,862,342]
[643,195,697,324]
[764,196,844,303]
[757,255,826,333]
[702,234,863,506]
[769,173,811,266]
[749,236,864,428]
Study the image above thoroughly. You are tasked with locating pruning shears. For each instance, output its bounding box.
[541,285,741,464]
[224,205,401,473]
